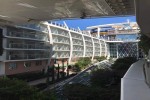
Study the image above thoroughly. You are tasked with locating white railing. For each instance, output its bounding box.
[20,24,49,33]
[8,43,50,49]
[7,31,49,41]
[108,29,139,34]
[106,38,139,42]
[7,54,49,60]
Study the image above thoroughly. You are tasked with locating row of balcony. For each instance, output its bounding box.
[6,31,49,41]
[82,31,91,36]
[71,34,82,40]
[95,48,100,51]
[53,37,70,44]
[51,28,69,37]
[94,44,100,47]
[72,52,83,57]
[107,29,139,34]
[7,43,50,50]
[93,39,99,43]
[84,38,92,42]
[73,47,83,51]
[72,40,83,45]
[50,22,67,29]
[53,46,70,51]
[52,52,70,58]
[85,50,93,52]
[106,38,139,41]
[7,54,49,60]
[20,24,49,33]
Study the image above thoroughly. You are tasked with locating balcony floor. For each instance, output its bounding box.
[121,60,150,100]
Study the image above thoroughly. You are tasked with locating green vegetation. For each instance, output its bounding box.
[0,78,56,100]
[74,57,91,71]
[139,34,150,55]
[111,57,137,78]
[8,71,46,82]
[95,56,106,62]
[63,57,137,100]
[111,57,137,70]
[90,68,114,87]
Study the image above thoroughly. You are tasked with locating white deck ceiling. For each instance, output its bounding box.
[2,0,150,38]
[0,0,115,24]
[0,0,134,24]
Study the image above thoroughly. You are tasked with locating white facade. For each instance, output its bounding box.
[48,22,107,63]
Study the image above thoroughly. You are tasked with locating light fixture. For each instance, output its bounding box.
[17,3,37,8]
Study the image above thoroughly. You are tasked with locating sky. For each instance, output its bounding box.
[54,16,136,30]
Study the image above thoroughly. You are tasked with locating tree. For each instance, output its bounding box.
[90,68,114,87]
[139,34,150,55]
[75,57,91,70]
[95,56,106,62]
[63,83,120,100]
[0,78,56,100]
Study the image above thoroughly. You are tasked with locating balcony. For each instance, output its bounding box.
[108,29,139,35]
[121,59,150,100]
[7,43,50,50]
[6,31,49,42]
[20,24,49,33]
[51,28,69,37]
[106,38,139,42]
[7,54,50,60]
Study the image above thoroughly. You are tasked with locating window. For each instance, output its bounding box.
[24,62,31,67]
[35,61,42,66]
[9,63,17,70]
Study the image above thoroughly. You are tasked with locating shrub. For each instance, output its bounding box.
[75,57,91,70]
[111,57,137,71]
[73,63,81,72]
[90,68,114,87]
[139,34,150,55]
[111,57,137,78]
[8,71,46,82]
[95,56,106,62]
[63,83,120,100]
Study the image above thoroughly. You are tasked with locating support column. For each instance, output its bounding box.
[64,22,72,64]
[91,37,95,61]
[117,43,119,58]
[97,27,100,38]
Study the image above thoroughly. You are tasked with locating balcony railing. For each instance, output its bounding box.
[20,24,49,33]
[106,38,139,42]
[107,29,139,35]
[7,43,50,49]
[6,31,49,41]
[7,54,50,60]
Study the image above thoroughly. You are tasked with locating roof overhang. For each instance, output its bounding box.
[0,0,134,25]
[136,0,150,37]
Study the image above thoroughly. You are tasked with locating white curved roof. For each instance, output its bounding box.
[0,0,134,24]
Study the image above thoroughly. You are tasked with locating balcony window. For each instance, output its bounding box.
[9,63,17,70]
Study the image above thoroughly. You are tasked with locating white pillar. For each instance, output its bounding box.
[117,43,119,58]
[97,28,100,38]
[68,30,73,64]
[99,40,102,57]
[91,37,95,61]
[82,35,86,57]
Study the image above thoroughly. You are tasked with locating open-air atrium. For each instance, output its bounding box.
[0,0,150,100]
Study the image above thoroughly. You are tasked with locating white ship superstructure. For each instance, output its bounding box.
[87,21,141,59]
[0,21,140,76]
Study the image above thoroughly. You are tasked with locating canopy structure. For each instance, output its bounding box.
[0,0,134,24]
[0,0,150,37]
